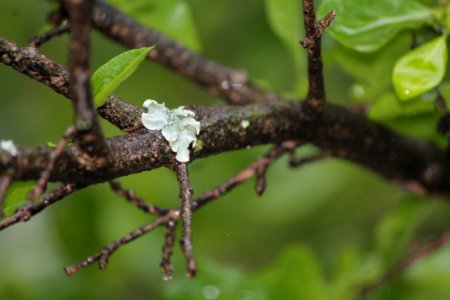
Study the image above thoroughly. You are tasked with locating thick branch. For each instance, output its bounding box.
[0,97,448,195]
[89,1,280,105]
[0,36,449,196]
[0,38,70,96]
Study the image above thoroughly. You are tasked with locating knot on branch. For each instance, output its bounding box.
[299,10,336,49]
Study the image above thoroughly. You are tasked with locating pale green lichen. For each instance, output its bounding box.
[240,120,250,129]
[141,99,201,162]
[0,140,17,156]
[192,139,204,153]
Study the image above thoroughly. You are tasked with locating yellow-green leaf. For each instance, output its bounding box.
[92,46,153,107]
[392,35,448,100]
[2,181,35,217]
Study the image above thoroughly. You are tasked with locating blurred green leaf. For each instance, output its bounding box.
[163,259,249,300]
[264,0,306,96]
[318,0,433,52]
[257,245,329,300]
[392,35,448,100]
[264,0,302,59]
[108,0,202,51]
[406,244,450,290]
[332,33,412,103]
[368,92,435,120]
[375,197,428,267]
[92,46,153,107]
[2,181,35,217]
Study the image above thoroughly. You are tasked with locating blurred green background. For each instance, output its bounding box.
[2,0,450,299]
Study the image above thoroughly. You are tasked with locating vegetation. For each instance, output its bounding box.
[1,0,450,299]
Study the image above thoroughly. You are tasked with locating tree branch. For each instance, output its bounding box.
[359,230,450,298]
[300,0,336,106]
[88,1,280,105]
[65,0,109,170]
[0,37,449,196]
[174,162,197,277]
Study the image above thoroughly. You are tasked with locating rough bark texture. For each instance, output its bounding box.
[0,37,449,195]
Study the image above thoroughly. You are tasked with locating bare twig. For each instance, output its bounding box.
[0,174,12,216]
[288,150,329,168]
[0,183,81,230]
[63,143,296,276]
[65,0,109,169]
[28,22,70,48]
[359,230,450,299]
[300,0,336,106]
[65,215,167,276]
[193,141,297,209]
[174,162,197,277]
[109,181,164,215]
[436,89,450,159]
[28,126,77,202]
[160,213,177,278]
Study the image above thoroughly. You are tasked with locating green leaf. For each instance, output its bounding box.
[264,0,307,97]
[108,0,202,51]
[264,0,302,58]
[375,196,428,267]
[368,92,435,120]
[393,35,448,100]
[91,46,153,107]
[2,181,35,217]
[318,0,433,52]
[258,245,329,300]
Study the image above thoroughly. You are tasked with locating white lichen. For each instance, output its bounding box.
[0,140,18,156]
[241,120,250,129]
[141,99,200,162]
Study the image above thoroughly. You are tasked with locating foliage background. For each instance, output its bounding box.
[1,0,450,299]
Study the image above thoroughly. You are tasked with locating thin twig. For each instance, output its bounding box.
[66,0,109,169]
[288,151,329,168]
[359,230,450,299]
[63,142,329,276]
[436,89,450,159]
[109,181,164,215]
[65,215,167,276]
[0,174,12,217]
[300,0,336,105]
[29,22,70,48]
[0,183,81,231]
[174,162,197,277]
[160,211,177,278]
[28,126,77,203]
[193,141,297,210]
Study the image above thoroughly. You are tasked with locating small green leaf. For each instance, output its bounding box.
[2,181,35,217]
[318,0,433,52]
[92,46,153,107]
[392,35,448,100]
